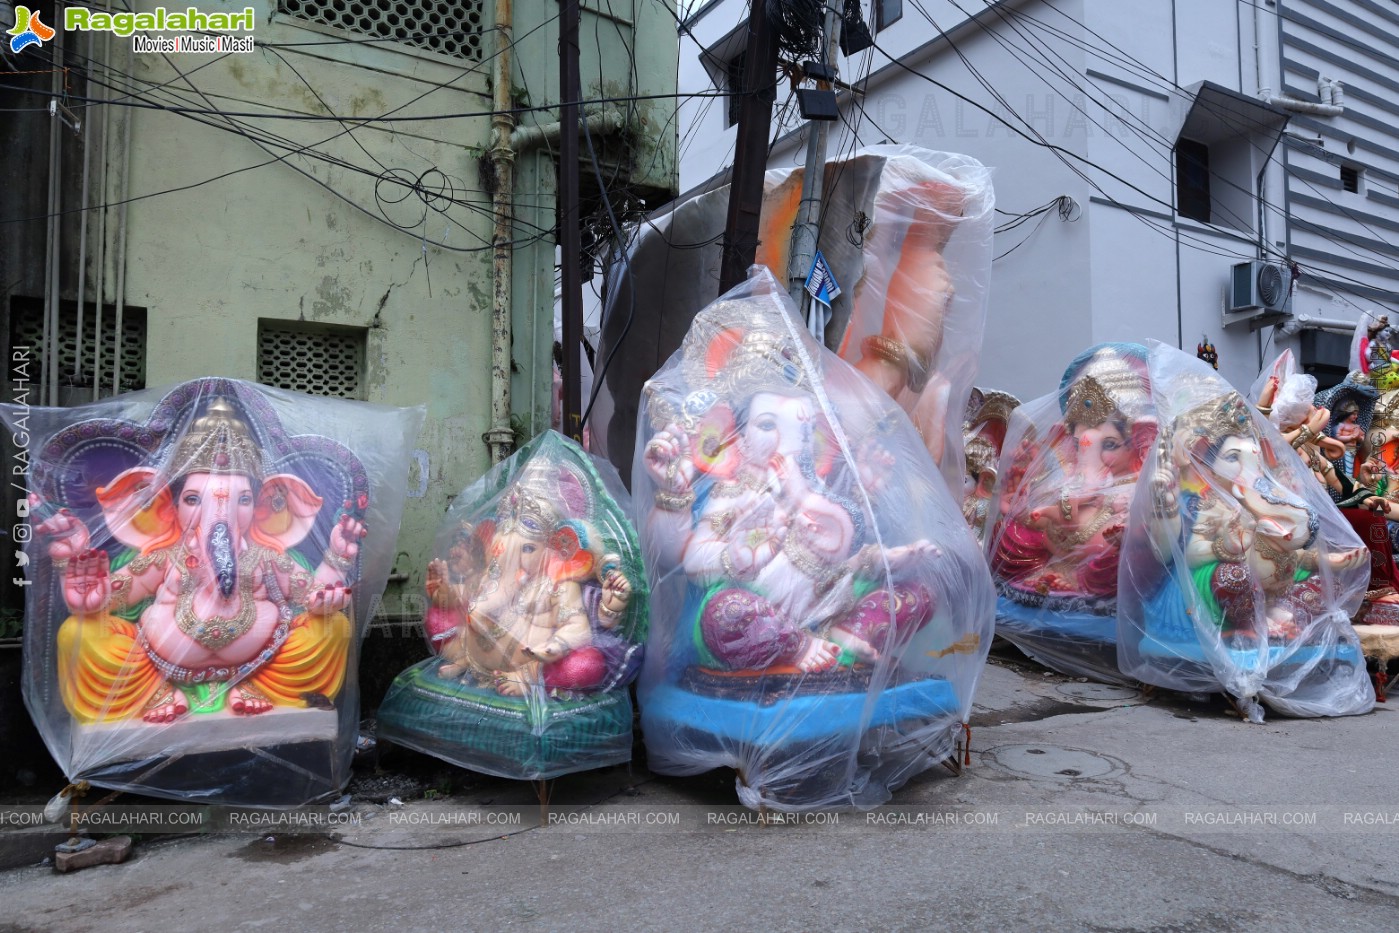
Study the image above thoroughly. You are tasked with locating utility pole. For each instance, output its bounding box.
[718,3,781,293]
[785,2,841,330]
[559,0,584,441]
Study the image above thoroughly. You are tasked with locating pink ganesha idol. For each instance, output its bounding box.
[986,343,1157,682]
[35,398,362,725]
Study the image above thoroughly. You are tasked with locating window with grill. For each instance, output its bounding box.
[257,320,367,400]
[1341,164,1362,194]
[277,0,483,62]
[7,296,147,398]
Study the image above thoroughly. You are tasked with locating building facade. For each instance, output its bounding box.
[0,0,677,638]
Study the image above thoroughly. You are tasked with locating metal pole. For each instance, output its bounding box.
[111,34,133,399]
[486,0,517,464]
[559,0,583,441]
[718,2,780,293]
[91,29,110,402]
[74,29,94,402]
[786,2,841,335]
[44,18,65,407]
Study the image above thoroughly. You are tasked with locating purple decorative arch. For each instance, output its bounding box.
[33,379,369,570]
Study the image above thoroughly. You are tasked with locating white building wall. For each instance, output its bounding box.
[1277,0,1399,345]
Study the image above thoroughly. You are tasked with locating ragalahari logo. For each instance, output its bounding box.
[8,6,56,53]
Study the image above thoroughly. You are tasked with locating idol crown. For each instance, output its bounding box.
[1181,391,1254,442]
[171,398,266,481]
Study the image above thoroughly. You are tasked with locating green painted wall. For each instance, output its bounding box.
[80,0,675,626]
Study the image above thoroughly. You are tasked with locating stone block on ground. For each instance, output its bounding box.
[53,836,132,873]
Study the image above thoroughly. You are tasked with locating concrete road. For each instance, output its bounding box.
[2,655,1397,932]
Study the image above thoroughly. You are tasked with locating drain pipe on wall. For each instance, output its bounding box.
[1277,314,1356,337]
[1262,78,1344,118]
[486,0,623,463]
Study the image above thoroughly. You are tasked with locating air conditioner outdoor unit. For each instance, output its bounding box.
[1224,260,1291,328]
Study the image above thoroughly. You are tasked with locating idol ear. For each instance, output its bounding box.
[548,522,597,581]
[251,474,323,551]
[704,326,748,380]
[95,467,178,554]
[1130,419,1160,471]
[475,519,497,551]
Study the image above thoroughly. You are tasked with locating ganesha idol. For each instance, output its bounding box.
[377,431,649,781]
[1116,345,1374,721]
[986,344,1156,683]
[634,269,992,811]
[10,379,420,804]
[1353,315,1399,473]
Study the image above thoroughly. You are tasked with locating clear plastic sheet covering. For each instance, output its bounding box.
[985,344,1156,683]
[1355,316,1399,474]
[1117,343,1374,721]
[1255,352,1399,629]
[1250,349,1376,501]
[633,268,993,810]
[832,149,994,495]
[591,145,993,495]
[1350,314,1398,385]
[961,388,1020,542]
[376,431,648,780]
[3,380,423,804]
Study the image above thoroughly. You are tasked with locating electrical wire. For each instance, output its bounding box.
[579,104,638,431]
[3,20,572,244]
[979,0,1399,272]
[861,6,1399,320]
[0,79,737,121]
[986,0,1399,281]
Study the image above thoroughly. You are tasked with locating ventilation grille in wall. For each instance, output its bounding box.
[277,0,484,62]
[257,320,367,400]
[7,297,147,395]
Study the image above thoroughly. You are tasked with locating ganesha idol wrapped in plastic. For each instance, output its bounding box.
[634,268,993,811]
[986,344,1156,682]
[376,431,648,780]
[5,380,422,805]
[1117,344,1374,721]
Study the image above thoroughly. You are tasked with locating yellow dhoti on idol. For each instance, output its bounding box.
[57,609,352,723]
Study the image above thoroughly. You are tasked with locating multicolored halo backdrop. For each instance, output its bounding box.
[6,379,422,805]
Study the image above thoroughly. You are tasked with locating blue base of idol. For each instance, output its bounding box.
[640,675,960,748]
[639,586,962,804]
[1130,580,1365,689]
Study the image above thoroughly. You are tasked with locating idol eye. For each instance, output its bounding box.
[755,417,777,431]
[523,544,537,554]
[239,493,254,505]
[182,493,200,507]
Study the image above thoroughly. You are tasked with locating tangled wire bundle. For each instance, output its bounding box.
[764,0,825,58]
